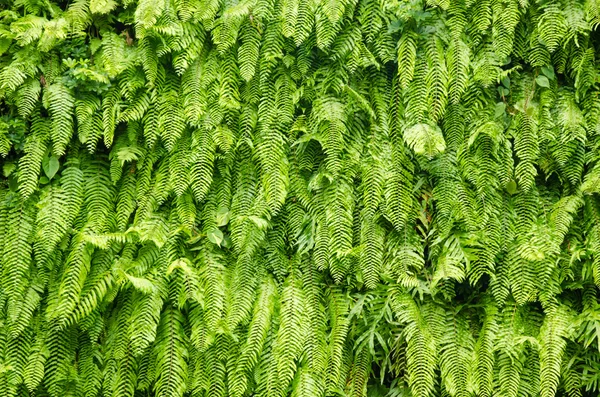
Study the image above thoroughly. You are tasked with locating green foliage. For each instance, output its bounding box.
[1,0,600,396]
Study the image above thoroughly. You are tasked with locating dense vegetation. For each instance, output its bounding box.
[1,0,600,396]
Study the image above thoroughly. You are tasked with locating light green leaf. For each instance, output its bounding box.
[3,162,16,177]
[248,215,269,229]
[90,0,117,14]
[536,75,550,88]
[167,258,195,275]
[216,207,230,227]
[541,66,555,80]
[506,180,518,195]
[125,274,155,293]
[207,227,224,247]
[42,155,60,180]
[403,123,446,158]
[495,102,506,118]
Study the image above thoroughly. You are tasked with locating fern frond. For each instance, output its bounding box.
[46,83,75,156]
[153,306,188,397]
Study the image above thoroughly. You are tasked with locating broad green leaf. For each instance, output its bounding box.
[495,102,506,118]
[42,156,60,180]
[216,207,230,226]
[506,180,518,195]
[541,66,555,80]
[536,75,550,88]
[207,227,224,246]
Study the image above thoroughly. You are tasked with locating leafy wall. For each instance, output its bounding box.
[1,0,600,396]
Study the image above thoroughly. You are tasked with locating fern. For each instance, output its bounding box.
[539,306,574,397]
[2,196,36,305]
[392,289,437,397]
[275,273,307,396]
[230,277,277,397]
[45,83,75,156]
[0,0,599,396]
[153,306,188,397]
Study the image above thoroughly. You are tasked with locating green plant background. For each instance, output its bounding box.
[1,0,600,396]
